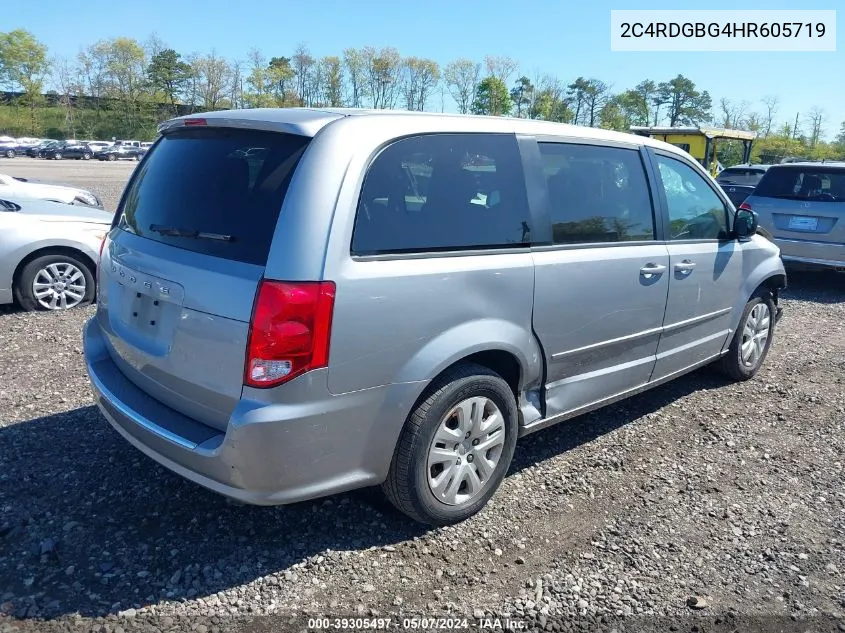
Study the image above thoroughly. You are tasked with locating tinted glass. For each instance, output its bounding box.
[539,142,655,244]
[655,154,729,240]
[717,168,766,186]
[351,133,531,255]
[117,128,309,265]
[754,166,845,202]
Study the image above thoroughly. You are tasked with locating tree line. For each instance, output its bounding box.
[0,28,843,162]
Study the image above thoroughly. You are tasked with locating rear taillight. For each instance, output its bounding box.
[738,201,752,211]
[183,118,207,126]
[244,280,336,388]
[98,235,107,262]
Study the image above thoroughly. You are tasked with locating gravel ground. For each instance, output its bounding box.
[1,161,844,633]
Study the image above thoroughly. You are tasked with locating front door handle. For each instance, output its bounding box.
[675,260,697,274]
[640,263,667,278]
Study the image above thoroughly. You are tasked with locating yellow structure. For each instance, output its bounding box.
[630,126,757,177]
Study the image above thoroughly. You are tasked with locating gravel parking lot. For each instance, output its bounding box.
[1,160,844,633]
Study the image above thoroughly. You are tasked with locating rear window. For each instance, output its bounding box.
[754,166,845,202]
[117,128,310,265]
[717,168,766,186]
[351,133,530,255]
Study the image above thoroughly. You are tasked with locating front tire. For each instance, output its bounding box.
[718,291,776,381]
[382,363,518,526]
[4,149,13,158]
[14,253,95,312]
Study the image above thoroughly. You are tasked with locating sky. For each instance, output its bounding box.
[6,0,843,140]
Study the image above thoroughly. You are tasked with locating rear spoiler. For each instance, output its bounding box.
[157,113,337,138]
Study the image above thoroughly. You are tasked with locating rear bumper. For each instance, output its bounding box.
[83,317,423,505]
[775,237,845,270]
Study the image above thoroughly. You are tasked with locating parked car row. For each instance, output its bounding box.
[0,136,153,161]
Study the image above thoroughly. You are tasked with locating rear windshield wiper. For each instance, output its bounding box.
[149,224,234,241]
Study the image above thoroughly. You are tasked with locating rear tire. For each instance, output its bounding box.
[14,253,96,312]
[108,154,116,161]
[382,363,518,526]
[54,152,62,160]
[4,149,13,158]
[82,152,91,160]
[718,291,776,381]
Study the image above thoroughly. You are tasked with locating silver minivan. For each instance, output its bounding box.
[83,108,786,525]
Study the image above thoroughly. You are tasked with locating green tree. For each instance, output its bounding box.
[610,80,655,127]
[566,77,591,125]
[656,74,711,126]
[319,56,344,107]
[362,46,402,109]
[104,38,148,132]
[268,56,294,104]
[582,79,609,127]
[147,48,191,112]
[530,83,572,123]
[244,48,272,108]
[401,57,439,111]
[510,76,534,118]
[0,29,50,133]
[291,44,316,106]
[471,76,511,116]
[343,48,368,108]
[444,58,480,114]
[598,98,628,131]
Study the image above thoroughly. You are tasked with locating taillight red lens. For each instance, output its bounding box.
[183,118,207,126]
[738,202,752,211]
[244,280,336,388]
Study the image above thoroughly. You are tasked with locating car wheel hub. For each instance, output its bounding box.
[426,396,505,506]
[740,303,770,368]
[33,262,86,310]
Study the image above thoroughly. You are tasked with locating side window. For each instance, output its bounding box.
[655,154,730,241]
[538,142,656,244]
[351,133,531,255]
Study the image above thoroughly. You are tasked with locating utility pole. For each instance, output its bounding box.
[792,112,799,139]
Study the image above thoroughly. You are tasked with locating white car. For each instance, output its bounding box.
[0,195,110,311]
[85,141,112,153]
[0,173,102,208]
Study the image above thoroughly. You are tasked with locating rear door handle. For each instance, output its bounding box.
[640,263,667,277]
[675,260,697,274]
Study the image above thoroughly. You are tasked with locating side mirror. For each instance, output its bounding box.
[734,207,758,240]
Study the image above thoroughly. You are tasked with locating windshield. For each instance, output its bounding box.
[754,167,845,202]
[117,127,310,265]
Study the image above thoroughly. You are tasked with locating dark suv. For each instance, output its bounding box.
[43,141,94,160]
[96,145,146,161]
[716,164,772,207]
[26,140,60,158]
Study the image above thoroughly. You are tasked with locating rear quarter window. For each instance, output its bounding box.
[117,128,310,265]
[351,133,531,255]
